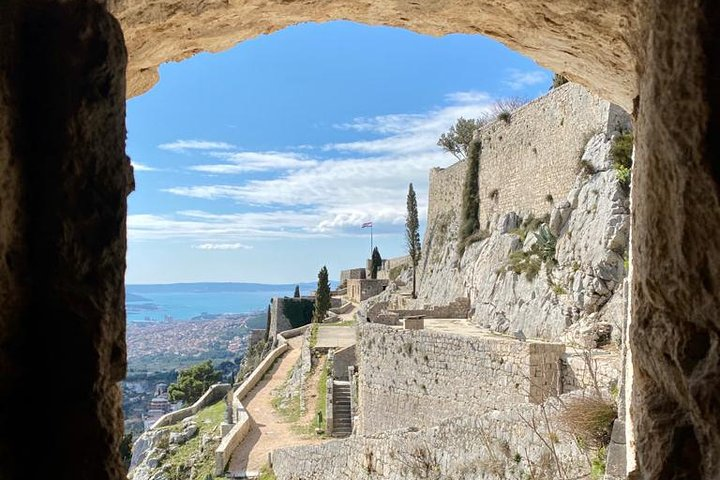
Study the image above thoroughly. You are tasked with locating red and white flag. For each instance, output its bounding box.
[362,221,373,228]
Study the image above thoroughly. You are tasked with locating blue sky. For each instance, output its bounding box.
[126,21,552,284]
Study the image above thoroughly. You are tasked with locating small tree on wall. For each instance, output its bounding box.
[371,247,382,279]
[293,285,300,298]
[313,266,331,322]
[406,183,422,299]
[437,117,484,161]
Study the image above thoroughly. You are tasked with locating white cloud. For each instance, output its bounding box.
[444,91,492,104]
[503,69,549,90]
[191,151,318,174]
[193,243,253,250]
[132,162,159,172]
[128,210,330,242]
[158,139,236,153]
[142,91,495,241]
[325,102,493,156]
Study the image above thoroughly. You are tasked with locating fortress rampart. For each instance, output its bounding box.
[427,83,630,229]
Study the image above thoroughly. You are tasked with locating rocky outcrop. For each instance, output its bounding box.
[418,131,630,344]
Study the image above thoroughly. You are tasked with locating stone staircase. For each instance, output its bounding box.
[331,380,352,437]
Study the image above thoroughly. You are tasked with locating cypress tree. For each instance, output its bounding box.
[313,266,331,322]
[406,183,422,299]
[371,247,382,279]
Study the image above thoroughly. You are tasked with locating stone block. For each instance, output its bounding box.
[404,317,425,330]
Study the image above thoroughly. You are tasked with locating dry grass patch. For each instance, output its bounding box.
[558,396,617,448]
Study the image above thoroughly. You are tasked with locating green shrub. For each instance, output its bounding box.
[168,360,221,404]
[258,464,277,480]
[458,140,482,255]
[506,220,556,281]
[497,111,512,123]
[509,214,545,243]
[507,251,542,280]
[611,132,633,190]
[533,224,557,263]
[591,447,607,480]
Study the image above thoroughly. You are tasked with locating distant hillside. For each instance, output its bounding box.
[126,282,323,294]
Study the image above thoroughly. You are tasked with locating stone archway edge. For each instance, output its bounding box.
[109,0,638,110]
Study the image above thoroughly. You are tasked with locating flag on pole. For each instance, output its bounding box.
[362,222,373,228]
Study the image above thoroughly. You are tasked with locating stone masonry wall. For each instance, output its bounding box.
[427,160,467,227]
[390,297,470,319]
[268,297,314,344]
[427,84,631,232]
[356,323,564,435]
[477,84,629,227]
[272,401,589,480]
[340,268,366,285]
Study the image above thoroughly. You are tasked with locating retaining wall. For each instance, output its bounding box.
[150,383,230,429]
[356,323,564,435]
[390,297,470,319]
[214,409,253,475]
[332,345,356,381]
[271,401,588,480]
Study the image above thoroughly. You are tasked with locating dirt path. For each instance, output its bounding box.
[227,336,322,475]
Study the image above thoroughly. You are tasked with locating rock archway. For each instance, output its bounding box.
[0,1,718,479]
[111,0,639,108]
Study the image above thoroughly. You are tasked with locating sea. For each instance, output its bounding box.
[125,282,320,322]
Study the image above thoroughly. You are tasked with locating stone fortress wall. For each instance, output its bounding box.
[356,322,565,435]
[427,83,631,230]
[427,158,467,226]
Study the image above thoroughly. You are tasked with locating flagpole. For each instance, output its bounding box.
[370,224,374,256]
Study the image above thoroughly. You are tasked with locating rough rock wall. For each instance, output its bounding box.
[469,132,630,340]
[109,0,638,110]
[628,1,720,477]
[273,401,589,480]
[420,126,631,343]
[356,323,564,435]
[0,3,132,479]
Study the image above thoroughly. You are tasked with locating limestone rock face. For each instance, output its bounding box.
[109,0,637,109]
[418,132,630,342]
[129,429,170,479]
